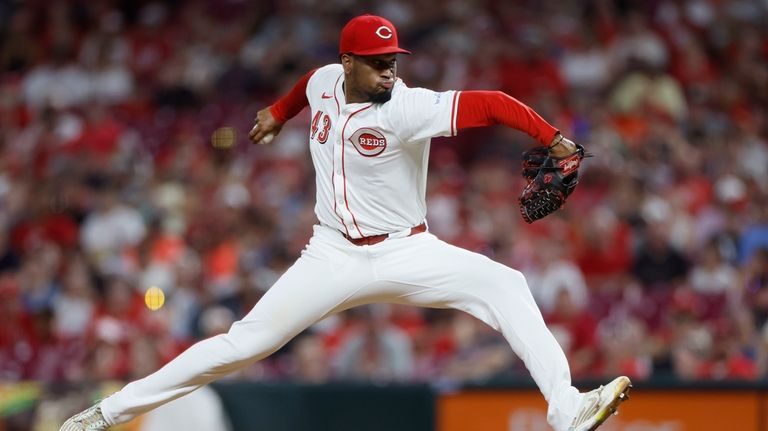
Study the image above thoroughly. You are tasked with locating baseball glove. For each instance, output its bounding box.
[518,137,586,223]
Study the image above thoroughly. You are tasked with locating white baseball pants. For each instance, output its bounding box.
[101,224,581,431]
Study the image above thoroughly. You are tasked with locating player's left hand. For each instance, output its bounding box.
[249,107,284,145]
[518,134,586,223]
[547,133,579,158]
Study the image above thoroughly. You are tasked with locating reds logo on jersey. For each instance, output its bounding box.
[350,128,387,157]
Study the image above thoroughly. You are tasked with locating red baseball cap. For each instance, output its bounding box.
[339,14,411,56]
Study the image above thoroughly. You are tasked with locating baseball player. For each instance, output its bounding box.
[61,14,630,431]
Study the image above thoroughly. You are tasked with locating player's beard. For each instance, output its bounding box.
[369,88,392,104]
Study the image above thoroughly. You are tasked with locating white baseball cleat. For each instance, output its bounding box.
[59,403,109,431]
[567,376,632,431]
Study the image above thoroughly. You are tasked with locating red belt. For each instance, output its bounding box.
[343,223,427,246]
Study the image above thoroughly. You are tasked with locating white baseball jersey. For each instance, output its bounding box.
[99,65,588,431]
[305,64,460,238]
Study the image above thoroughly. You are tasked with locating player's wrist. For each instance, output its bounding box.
[548,134,577,158]
[268,105,288,124]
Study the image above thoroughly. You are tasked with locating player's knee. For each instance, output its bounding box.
[485,264,527,289]
[506,268,528,288]
[486,267,530,301]
[222,320,293,361]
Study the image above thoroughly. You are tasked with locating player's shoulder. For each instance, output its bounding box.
[309,64,343,85]
[391,78,410,94]
[388,79,413,103]
[389,79,447,104]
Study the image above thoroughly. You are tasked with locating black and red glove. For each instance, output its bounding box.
[518,136,586,223]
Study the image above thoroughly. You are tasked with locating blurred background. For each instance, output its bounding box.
[0,0,767,430]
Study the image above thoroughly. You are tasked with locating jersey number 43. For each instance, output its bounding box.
[311,111,331,144]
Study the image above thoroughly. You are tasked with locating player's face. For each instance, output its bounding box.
[342,53,397,104]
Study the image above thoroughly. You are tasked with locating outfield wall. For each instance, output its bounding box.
[438,389,764,431]
[213,380,768,431]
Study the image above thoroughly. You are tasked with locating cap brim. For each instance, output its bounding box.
[348,47,412,55]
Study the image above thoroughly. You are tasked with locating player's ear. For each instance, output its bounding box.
[341,53,353,74]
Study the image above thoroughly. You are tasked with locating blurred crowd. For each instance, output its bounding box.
[1,0,767,390]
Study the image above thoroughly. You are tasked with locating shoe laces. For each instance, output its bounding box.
[570,386,603,427]
[74,406,108,429]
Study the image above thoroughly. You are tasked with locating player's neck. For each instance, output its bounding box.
[343,82,368,104]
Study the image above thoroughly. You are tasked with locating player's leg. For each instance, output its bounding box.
[369,232,629,431]
[62,225,374,429]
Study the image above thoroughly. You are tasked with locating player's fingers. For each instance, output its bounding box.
[250,122,269,141]
[249,132,274,145]
[249,127,273,145]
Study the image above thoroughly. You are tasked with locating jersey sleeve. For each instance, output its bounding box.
[390,85,460,142]
[269,69,316,123]
[456,90,559,146]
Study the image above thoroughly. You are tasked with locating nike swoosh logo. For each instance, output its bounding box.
[322,93,333,99]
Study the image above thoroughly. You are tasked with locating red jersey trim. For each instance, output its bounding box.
[341,104,373,238]
[450,91,460,136]
[331,75,346,235]
[331,168,348,237]
[333,74,342,116]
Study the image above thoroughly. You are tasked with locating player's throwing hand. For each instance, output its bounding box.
[249,107,283,145]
